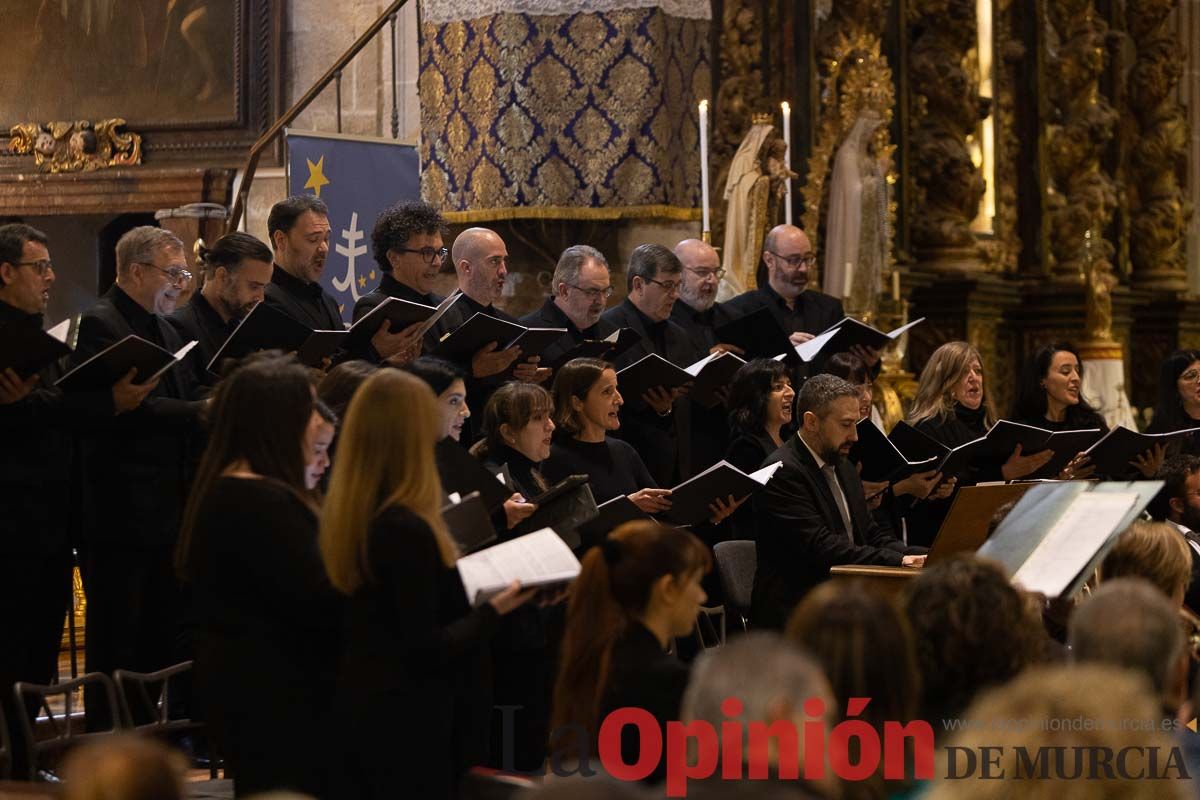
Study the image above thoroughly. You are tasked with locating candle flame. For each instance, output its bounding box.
[781,101,790,113]
[699,99,709,112]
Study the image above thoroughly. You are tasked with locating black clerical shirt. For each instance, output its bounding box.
[167,292,235,385]
[264,265,343,331]
[669,299,731,353]
[518,298,616,370]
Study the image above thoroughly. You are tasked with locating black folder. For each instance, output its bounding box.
[434,438,510,513]
[658,460,782,527]
[441,492,498,555]
[795,317,924,363]
[685,351,747,408]
[615,353,694,400]
[522,475,595,551]
[714,307,794,360]
[577,495,651,548]
[849,419,939,483]
[345,296,438,346]
[433,312,526,362]
[56,335,196,392]
[208,302,347,370]
[886,421,984,482]
[0,318,72,378]
[1084,425,1200,477]
[1029,427,1107,479]
[549,328,643,369]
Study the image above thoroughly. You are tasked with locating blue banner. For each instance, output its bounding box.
[286,131,420,322]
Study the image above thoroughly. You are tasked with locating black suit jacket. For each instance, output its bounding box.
[345,273,442,364]
[73,286,206,550]
[601,299,702,486]
[518,297,616,371]
[751,435,920,629]
[166,292,234,385]
[670,300,735,474]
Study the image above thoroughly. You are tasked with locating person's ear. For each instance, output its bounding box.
[499,422,516,447]
[387,249,403,272]
[570,394,585,413]
[271,229,287,253]
[1171,496,1184,518]
[554,281,569,300]
[802,410,818,431]
[0,262,13,287]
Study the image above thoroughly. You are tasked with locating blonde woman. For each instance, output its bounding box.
[319,369,533,800]
[905,341,1052,545]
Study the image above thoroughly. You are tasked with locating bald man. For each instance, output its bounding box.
[428,227,550,444]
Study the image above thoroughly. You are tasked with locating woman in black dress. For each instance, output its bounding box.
[723,358,795,540]
[1149,349,1200,456]
[177,352,341,798]
[550,521,711,782]
[320,368,534,800]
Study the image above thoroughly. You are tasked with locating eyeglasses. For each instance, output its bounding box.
[685,267,726,280]
[138,261,192,285]
[14,259,54,276]
[399,246,449,265]
[767,250,817,268]
[1181,369,1200,383]
[565,283,614,300]
[644,277,681,293]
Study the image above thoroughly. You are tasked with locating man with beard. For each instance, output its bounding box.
[1151,455,1200,612]
[168,231,273,384]
[429,227,551,443]
[72,226,207,721]
[263,195,342,332]
[0,223,154,773]
[346,201,447,366]
[519,244,616,370]
[752,374,925,629]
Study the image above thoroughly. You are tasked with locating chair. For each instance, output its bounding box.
[113,661,219,779]
[12,673,122,780]
[714,540,756,630]
[692,605,726,650]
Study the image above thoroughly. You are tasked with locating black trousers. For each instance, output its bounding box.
[0,551,72,776]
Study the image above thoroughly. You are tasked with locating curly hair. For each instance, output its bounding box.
[903,555,1045,725]
[371,201,448,273]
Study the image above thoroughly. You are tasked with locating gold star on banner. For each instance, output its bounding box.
[358,275,367,288]
[369,270,376,280]
[304,155,330,197]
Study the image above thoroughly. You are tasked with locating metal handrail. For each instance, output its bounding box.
[227,0,410,231]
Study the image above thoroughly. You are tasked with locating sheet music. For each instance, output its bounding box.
[794,325,843,362]
[1010,492,1138,597]
[457,528,580,605]
[46,318,72,344]
[749,461,784,485]
[149,341,199,381]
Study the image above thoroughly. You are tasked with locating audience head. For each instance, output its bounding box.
[371,200,448,295]
[552,521,711,748]
[1100,520,1191,607]
[321,369,455,594]
[682,632,835,786]
[673,238,723,312]
[1013,341,1098,424]
[306,399,337,491]
[61,735,185,800]
[477,382,555,464]
[625,243,682,322]
[787,582,921,729]
[552,244,612,330]
[268,195,330,284]
[762,224,815,301]
[178,352,316,578]
[823,351,873,421]
[115,226,189,315]
[407,356,470,441]
[1150,454,1200,530]
[452,226,508,305]
[0,222,53,315]
[909,340,994,426]
[796,373,861,462]
[316,359,377,420]
[925,665,1188,800]
[904,555,1044,724]
[1069,577,1188,711]
[197,231,273,322]
[727,358,794,437]
[551,357,622,440]
[1153,349,1200,428]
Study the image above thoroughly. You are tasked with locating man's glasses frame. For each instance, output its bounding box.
[767,250,818,268]
[399,247,449,265]
[644,277,681,293]
[137,261,192,285]
[13,259,54,277]
[565,282,614,300]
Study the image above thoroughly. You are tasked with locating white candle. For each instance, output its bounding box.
[699,100,710,235]
[781,101,792,225]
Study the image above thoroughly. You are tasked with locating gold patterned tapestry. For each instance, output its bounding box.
[419,3,710,222]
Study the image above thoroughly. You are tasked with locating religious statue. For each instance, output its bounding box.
[823,111,889,320]
[718,119,796,301]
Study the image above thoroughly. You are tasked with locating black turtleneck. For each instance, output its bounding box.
[167,291,236,384]
[542,434,656,504]
[669,300,731,352]
[482,442,546,500]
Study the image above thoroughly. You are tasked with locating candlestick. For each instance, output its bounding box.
[891,270,901,302]
[699,100,710,236]
[781,101,792,226]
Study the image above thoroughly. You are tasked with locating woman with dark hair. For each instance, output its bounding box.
[1148,349,1200,456]
[786,582,922,800]
[406,356,471,442]
[550,521,711,781]
[316,359,376,420]
[305,399,336,493]
[471,382,555,503]
[723,359,794,541]
[178,352,340,798]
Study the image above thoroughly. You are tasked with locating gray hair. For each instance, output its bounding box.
[115,226,185,276]
[682,632,831,732]
[552,245,608,289]
[625,243,681,291]
[796,373,859,418]
[1069,578,1185,700]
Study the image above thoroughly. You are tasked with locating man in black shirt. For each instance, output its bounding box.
[167,231,273,384]
[1151,455,1200,612]
[263,195,343,331]
[0,223,153,771]
[519,244,616,370]
[346,200,448,365]
[601,244,701,486]
[73,226,206,713]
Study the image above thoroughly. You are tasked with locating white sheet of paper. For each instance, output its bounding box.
[794,325,843,362]
[148,340,199,381]
[457,528,581,605]
[749,461,784,485]
[1010,492,1138,597]
[887,317,925,339]
[685,351,722,377]
[46,318,72,344]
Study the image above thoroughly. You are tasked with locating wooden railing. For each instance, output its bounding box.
[227,0,410,231]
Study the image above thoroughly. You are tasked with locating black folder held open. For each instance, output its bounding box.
[56,335,197,392]
[0,317,72,378]
[208,301,347,371]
